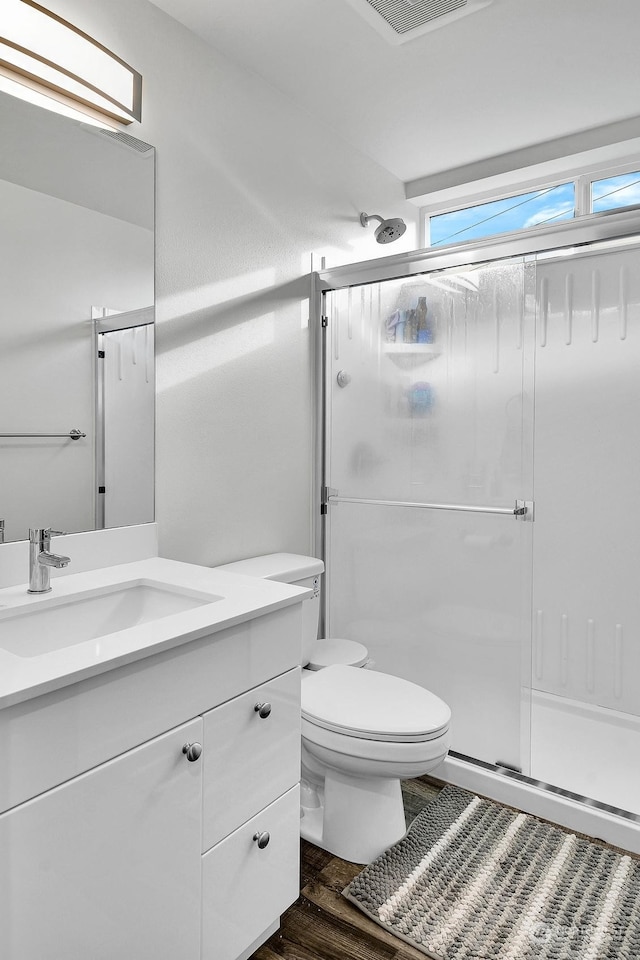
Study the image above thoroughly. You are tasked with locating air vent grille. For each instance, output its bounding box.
[366,0,468,34]
[98,129,154,155]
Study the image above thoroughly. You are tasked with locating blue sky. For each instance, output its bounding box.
[429,183,574,247]
[592,172,640,211]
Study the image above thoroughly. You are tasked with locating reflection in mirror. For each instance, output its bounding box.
[0,91,155,544]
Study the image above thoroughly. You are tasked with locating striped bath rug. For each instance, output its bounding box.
[343,785,640,960]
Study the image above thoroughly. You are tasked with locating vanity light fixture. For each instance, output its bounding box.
[0,0,142,129]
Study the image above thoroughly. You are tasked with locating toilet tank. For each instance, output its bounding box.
[214,553,324,665]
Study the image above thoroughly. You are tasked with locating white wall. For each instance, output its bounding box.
[0,179,153,542]
[45,0,418,568]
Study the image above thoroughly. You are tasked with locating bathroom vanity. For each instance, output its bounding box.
[0,557,306,960]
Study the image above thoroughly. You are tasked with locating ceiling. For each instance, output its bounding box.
[150,0,640,188]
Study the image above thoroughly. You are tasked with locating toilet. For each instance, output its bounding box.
[215,553,451,863]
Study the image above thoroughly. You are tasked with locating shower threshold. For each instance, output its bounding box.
[437,751,640,855]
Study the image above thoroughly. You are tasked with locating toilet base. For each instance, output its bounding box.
[300,769,407,864]
[300,803,324,847]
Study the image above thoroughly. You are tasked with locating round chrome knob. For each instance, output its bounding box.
[254,702,272,719]
[253,831,270,849]
[182,742,202,762]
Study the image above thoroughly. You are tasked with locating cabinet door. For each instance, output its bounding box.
[202,785,300,960]
[0,718,203,960]
[202,667,301,850]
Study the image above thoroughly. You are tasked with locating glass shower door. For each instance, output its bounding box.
[324,260,534,770]
[530,243,640,813]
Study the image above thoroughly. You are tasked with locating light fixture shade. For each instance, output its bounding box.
[0,0,142,125]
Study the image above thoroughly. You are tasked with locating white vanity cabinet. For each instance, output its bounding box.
[201,668,302,960]
[202,668,301,850]
[0,719,204,960]
[0,599,304,960]
[202,785,301,960]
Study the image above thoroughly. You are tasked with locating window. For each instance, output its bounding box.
[424,163,640,249]
[429,183,574,247]
[592,171,640,213]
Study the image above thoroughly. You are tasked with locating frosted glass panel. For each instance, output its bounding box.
[530,244,640,811]
[326,501,532,768]
[103,325,154,528]
[327,261,532,506]
[324,237,640,813]
[325,259,534,773]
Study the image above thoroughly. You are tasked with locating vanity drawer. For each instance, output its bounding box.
[0,604,301,815]
[202,667,301,851]
[201,784,300,960]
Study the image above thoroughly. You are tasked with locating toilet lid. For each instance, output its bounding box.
[306,638,369,671]
[301,664,451,742]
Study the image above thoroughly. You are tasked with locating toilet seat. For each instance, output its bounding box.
[302,717,450,771]
[301,664,451,743]
[305,638,368,670]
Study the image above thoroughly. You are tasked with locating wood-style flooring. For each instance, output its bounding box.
[250,776,442,960]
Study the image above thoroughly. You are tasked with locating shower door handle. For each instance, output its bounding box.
[327,496,534,520]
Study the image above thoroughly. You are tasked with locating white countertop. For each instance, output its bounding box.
[0,557,308,710]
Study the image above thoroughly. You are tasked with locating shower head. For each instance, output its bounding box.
[360,212,407,244]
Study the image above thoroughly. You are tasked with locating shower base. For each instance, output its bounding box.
[530,690,640,817]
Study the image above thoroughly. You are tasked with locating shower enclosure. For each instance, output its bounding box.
[94,308,155,531]
[318,210,640,848]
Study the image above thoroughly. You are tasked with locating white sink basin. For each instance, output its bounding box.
[0,580,222,658]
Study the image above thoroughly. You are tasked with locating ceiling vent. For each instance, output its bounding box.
[346,0,494,44]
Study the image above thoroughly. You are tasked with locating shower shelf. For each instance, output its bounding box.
[384,343,442,368]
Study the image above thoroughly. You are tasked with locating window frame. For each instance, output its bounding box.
[421,158,640,249]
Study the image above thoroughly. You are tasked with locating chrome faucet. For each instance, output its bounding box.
[28,528,71,593]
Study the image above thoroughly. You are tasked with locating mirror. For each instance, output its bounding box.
[0,92,155,544]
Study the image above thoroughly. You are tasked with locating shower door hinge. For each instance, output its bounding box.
[320,486,337,514]
[321,315,329,328]
[98,349,105,359]
[514,499,535,521]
